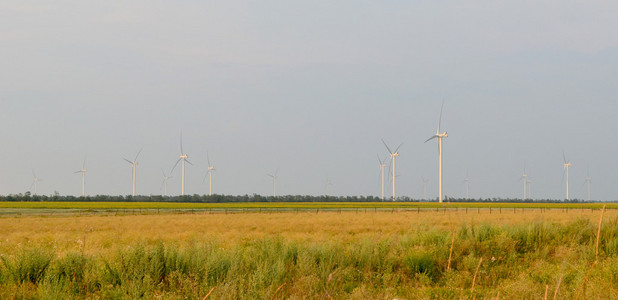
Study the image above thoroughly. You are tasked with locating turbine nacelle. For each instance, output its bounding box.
[180,154,188,159]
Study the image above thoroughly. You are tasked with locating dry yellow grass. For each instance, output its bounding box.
[1,208,614,256]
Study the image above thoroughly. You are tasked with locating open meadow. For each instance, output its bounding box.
[0,204,616,299]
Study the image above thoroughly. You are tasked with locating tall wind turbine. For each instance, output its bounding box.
[204,152,216,196]
[324,177,333,195]
[377,155,388,200]
[463,170,471,200]
[425,102,448,203]
[520,164,528,201]
[123,149,142,196]
[382,140,402,201]
[422,177,429,200]
[527,179,532,200]
[30,170,42,196]
[562,152,572,200]
[584,168,592,201]
[267,169,278,197]
[171,134,192,196]
[161,169,172,196]
[74,157,87,196]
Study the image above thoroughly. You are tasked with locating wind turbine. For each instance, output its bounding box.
[584,168,592,201]
[377,155,388,200]
[425,102,448,203]
[382,140,402,201]
[562,152,572,200]
[74,157,87,196]
[30,170,42,196]
[324,177,333,195]
[204,152,216,196]
[171,134,192,196]
[161,169,172,196]
[267,169,278,197]
[463,170,471,200]
[123,149,142,196]
[520,164,528,201]
[527,179,532,200]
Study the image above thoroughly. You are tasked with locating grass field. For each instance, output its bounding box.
[0,205,616,298]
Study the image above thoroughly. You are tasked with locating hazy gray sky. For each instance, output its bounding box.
[1,1,617,200]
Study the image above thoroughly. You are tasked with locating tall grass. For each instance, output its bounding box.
[0,217,616,298]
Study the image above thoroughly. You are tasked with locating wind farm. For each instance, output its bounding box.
[2,1,618,298]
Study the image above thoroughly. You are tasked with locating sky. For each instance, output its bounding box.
[1,1,617,200]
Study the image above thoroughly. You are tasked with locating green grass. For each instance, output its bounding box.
[0,201,615,210]
[0,217,616,298]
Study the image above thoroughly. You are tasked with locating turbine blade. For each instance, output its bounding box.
[180,133,184,154]
[134,148,143,162]
[381,139,393,154]
[170,158,181,173]
[207,152,212,167]
[394,143,403,153]
[185,159,194,166]
[563,151,567,164]
[424,135,437,143]
[82,156,87,169]
[438,100,444,133]
[123,158,133,164]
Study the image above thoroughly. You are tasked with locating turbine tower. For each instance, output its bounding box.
[325,177,333,195]
[425,102,448,203]
[171,134,192,196]
[204,152,216,196]
[463,170,471,200]
[267,170,278,197]
[520,164,528,201]
[377,155,388,200]
[123,149,142,196]
[382,140,402,201]
[30,170,42,196]
[161,169,172,196]
[74,157,87,197]
[584,168,592,202]
[562,152,572,200]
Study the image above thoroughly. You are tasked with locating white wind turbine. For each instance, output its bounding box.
[171,134,192,196]
[520,164,528,200]
[584,168,592,202]
[422,177,429,200]
[463,170,471,200]
[30,170,42,196]
[377,155,388,200]
[425,102,448,203]
[562,152,572,200]
[324,177,333,195]
[123,149,142,196]
[74,157,87,196]
[382,140,402,201]
[204,152,216,196]
[161,169,172,196]
[267,169,279,197]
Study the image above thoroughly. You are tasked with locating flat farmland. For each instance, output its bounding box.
[0,205,616,299]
